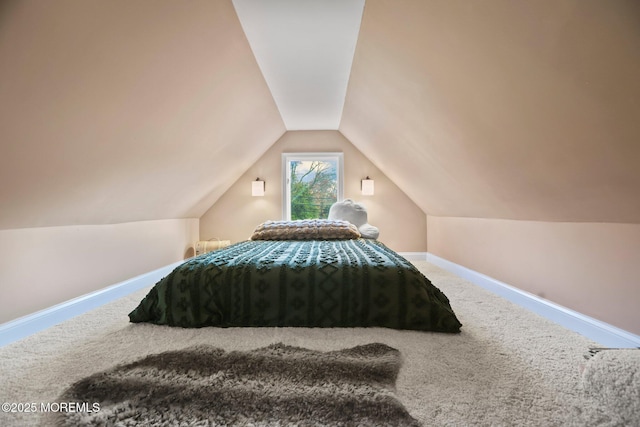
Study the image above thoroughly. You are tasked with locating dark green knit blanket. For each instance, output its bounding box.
[129,239,461,332]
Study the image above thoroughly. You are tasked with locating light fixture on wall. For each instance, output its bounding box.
[361,176,374,196]
[252,178,265,196]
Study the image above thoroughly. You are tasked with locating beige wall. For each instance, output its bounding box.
[340,0,640,337]
[0,0,284,230]
[427,216,640,335]
[200,131,426,252]
[341,0,640,223]
[0,219,198,324]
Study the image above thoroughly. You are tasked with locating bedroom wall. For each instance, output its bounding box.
[199,130,426,252]
[0,0,285,230]
[339,0,640,337]
[0,219,198,324]
[427,216,640,335]
[340,0,640,224]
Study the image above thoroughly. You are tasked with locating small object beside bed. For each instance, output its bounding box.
[130,219,462,333]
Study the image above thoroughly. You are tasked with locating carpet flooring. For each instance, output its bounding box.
[0,261,634,426]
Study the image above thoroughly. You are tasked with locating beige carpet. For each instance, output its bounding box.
[0,261,633,426]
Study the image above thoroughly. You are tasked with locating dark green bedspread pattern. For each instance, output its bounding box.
[129,239,462,332]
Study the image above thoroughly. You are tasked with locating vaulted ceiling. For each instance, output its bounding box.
[0,0,285,229]
[341,0,640,223]
[1,0,639,230]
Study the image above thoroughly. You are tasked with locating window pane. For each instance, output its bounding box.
[289,159,338,220]
[282,153,343,221]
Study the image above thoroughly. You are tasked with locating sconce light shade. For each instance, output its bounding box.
[252,178,265,196]
[361,176,374,196]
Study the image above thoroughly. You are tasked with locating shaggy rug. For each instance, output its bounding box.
[52,342,420,426]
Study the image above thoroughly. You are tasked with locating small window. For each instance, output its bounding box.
[282,153,344,220]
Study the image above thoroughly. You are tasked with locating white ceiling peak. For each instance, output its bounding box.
[232,0,365,130]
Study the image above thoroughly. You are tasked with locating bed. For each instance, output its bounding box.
[129,219,462,333]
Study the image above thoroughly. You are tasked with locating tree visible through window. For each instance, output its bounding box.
[283,153,343,220]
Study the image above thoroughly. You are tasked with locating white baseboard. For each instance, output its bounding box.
[0,260,184,348]
[426,253,640,348]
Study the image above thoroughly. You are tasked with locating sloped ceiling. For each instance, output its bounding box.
[0,0,284,229]
[1,0,639,231]
[341,0,640,223]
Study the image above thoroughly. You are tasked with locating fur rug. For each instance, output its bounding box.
[52,342,420,426]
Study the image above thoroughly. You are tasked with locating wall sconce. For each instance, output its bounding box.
[251,178,265,196]
[361,176,374,196]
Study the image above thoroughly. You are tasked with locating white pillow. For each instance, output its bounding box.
[328,199,380,239]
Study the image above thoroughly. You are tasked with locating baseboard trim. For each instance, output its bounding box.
[0,260,184,348]
[426,253,640,348]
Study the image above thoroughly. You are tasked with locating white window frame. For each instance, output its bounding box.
[282,152,344,220]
